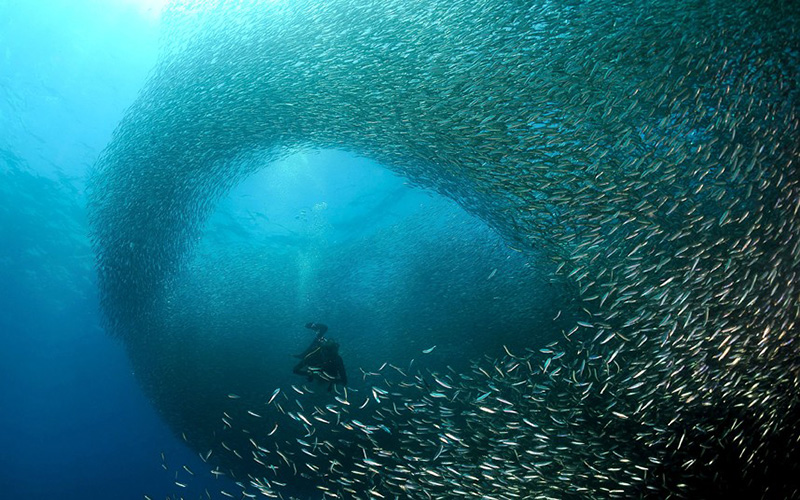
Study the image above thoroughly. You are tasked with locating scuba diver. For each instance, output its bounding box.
[293,322,348,390]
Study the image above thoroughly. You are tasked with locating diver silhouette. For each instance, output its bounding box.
[293,322,348,390]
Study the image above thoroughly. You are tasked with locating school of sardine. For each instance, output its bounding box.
[88,0,799,498]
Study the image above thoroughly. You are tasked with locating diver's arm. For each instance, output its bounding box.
[296,337,323,359]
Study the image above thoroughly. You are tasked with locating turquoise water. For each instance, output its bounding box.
[3,0,799,498]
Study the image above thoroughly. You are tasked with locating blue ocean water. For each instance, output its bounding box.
[0,2,218,498]
[1,3,547,498]
[4,0,798,498]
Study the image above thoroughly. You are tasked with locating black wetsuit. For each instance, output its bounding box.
[293,324,347,388]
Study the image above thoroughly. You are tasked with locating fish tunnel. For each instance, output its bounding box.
[125,148,577,492]
[88,0,800,498]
